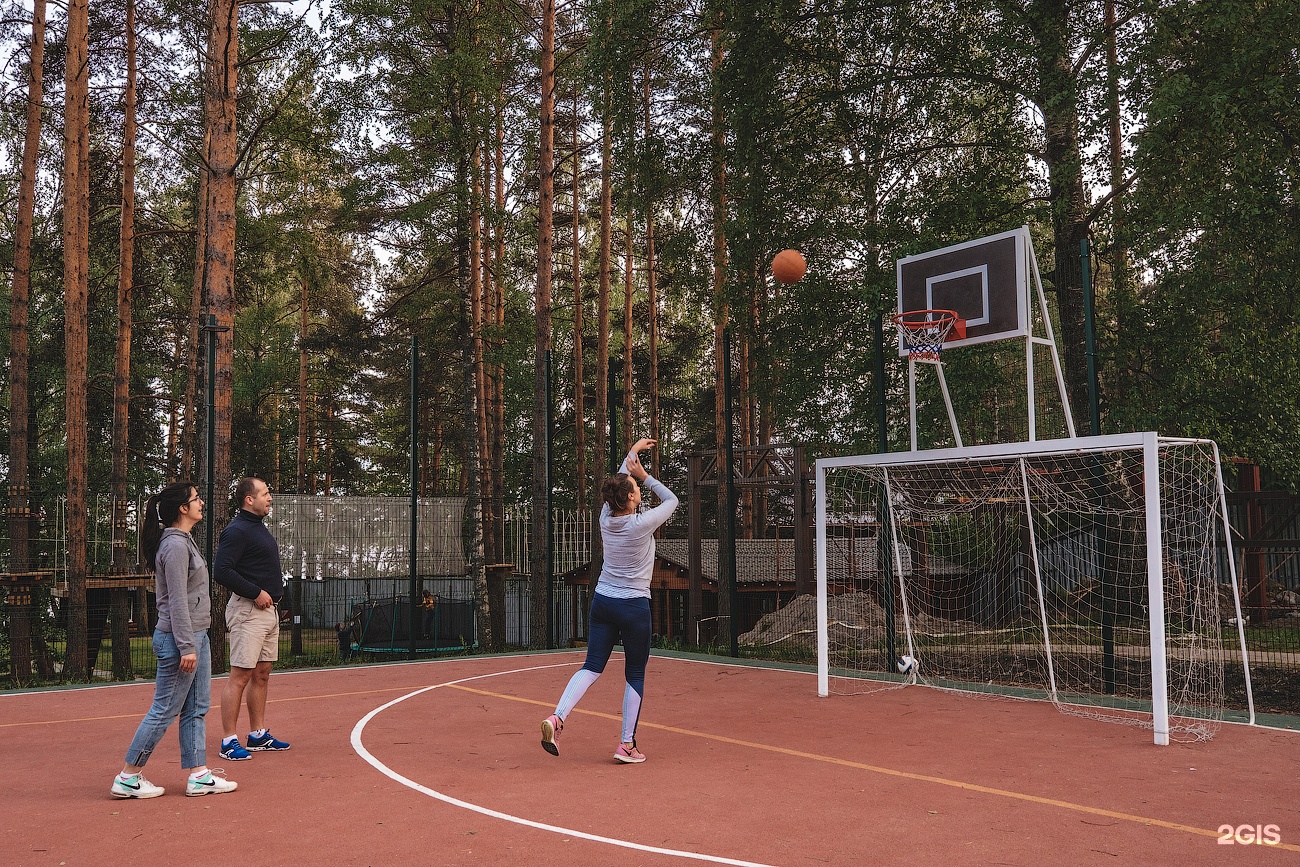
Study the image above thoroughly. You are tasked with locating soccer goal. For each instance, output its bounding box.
[814,432,1254,744]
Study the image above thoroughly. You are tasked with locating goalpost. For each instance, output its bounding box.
[815,432,1255,745]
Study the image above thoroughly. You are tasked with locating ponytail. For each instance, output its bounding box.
[140,481,197,570]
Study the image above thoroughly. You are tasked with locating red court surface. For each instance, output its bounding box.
[2,651,1297,866]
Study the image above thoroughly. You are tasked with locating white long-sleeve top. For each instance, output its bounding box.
[594,450,680,599]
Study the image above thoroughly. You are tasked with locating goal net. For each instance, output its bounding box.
[814,433,1254,744]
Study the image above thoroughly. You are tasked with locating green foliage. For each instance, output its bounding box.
[1119,0,1300,482]
[2,0,1297,549]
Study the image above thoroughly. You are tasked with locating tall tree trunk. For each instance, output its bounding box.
[108,0,140,679]
[643,70,659,480]
[1104,0,1130,412]
[472,131,492,571]
[271,396,281,492]
[447,7,489,654]
[710,22,732,635]
[591,83,613,588]
[292,278,311,661]
[63,0,92,680]
[205,0,238,484]
[7,0,47,684]
[1033,0,1090,421]
[292,274,309,658]
[297,274,310,492]
[571,86,586,506]
[481,100,496,547]
[492,86,507,561]
[323,400,333,495]
[622,212,634,453]
[166,322,181,473]
[180,139,208,481]
[1105,0,1125,285]
[531,0,556,649]
[112,0,138,570]
[741,260,760,538]
[203,0,240,672]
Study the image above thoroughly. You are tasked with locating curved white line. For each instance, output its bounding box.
[350,662,780,867]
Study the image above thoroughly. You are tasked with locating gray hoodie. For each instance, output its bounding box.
[154,528,212,656]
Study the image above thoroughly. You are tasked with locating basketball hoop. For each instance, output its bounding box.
[891,309,966,362]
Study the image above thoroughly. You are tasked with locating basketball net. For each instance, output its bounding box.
[890,309,965,363]
[891,309,966,449]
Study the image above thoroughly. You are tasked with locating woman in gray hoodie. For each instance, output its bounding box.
[110,482,237,799]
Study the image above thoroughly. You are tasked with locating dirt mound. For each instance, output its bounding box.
[739,593,892,650]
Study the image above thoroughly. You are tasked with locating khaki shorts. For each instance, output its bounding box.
[226,593,280,668]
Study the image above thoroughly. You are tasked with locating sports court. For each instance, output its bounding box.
[2,650,1296,866]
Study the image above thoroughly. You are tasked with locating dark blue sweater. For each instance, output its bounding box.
[214,510,284,602]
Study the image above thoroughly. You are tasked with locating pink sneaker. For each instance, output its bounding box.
[614,741,646,764]
[541,714,564,756]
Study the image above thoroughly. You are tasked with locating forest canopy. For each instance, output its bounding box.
[2,0,1297,529]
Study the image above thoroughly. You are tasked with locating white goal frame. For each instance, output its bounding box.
[814,432,1255,745]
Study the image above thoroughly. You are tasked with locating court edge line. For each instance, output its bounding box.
[350,664,781,867]
[0,662,582,729]
[446,678,1300,856]
[659,652,1300,737]
[6,648,1296,737]
[0,649,572,699]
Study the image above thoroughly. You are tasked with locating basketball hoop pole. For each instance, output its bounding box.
[906,353,963,451]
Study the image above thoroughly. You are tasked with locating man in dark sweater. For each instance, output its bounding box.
[214,477,291,761]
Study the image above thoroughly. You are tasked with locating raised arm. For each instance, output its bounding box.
[638,475,679,530]
[623,437,678,528]
[619,438,657,478]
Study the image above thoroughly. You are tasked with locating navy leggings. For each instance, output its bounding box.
[583,593,651,690]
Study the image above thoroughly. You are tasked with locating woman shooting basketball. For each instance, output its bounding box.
[541,438,679,763]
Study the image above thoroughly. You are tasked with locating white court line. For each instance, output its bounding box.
[349,661,782,867]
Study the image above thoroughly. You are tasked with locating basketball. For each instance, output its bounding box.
[771,249,806,284]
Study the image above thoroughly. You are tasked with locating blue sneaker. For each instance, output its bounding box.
[246,730,290,751]
[220,739,252,761]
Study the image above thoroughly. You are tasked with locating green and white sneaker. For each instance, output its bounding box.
[186,769,238,797]
[111,773,165,799]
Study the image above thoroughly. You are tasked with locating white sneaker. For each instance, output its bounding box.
[111,773,165,799]
[186,769,238,797]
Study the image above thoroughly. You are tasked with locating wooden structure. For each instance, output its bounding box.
[53,570,156,679]
[1230,461,1300,624]
[3,570,56,682]
[559,554,711,645]
[685,444,814,644]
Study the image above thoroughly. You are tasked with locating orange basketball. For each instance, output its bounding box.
[771,249,806,284]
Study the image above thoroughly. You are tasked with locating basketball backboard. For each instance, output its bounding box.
[895,226,1029,356]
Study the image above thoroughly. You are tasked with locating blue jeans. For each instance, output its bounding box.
[124,629,211,769]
